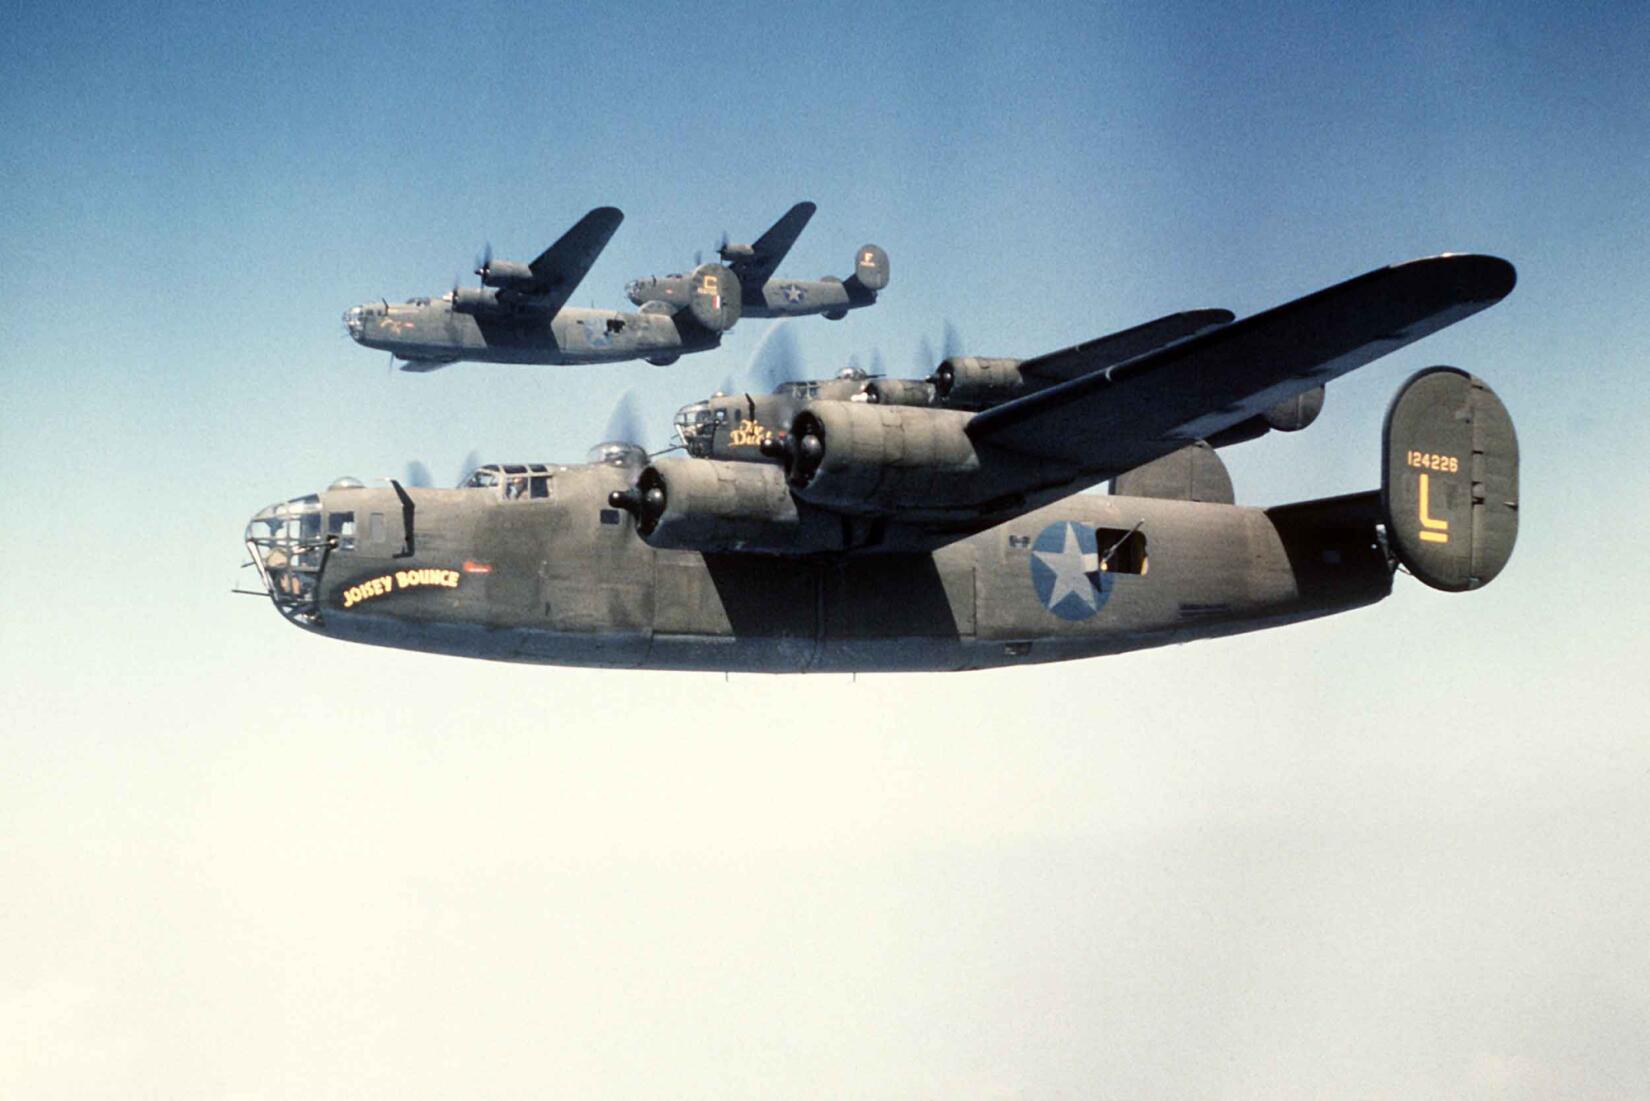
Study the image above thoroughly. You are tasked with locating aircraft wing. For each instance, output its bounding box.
[968,254,1516,473]
[1017,309,1234,384]
[528,206,625,314]
[733,201,816,288]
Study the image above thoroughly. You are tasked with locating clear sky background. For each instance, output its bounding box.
[3,2,1649,1098]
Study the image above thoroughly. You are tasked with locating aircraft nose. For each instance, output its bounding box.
[244,493,327,623]
[343,306,363,340]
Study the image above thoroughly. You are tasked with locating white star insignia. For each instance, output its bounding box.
[1033,524,1101,611]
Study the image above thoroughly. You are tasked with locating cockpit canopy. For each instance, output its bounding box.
[583,442,648,469]
[460,462,560,500]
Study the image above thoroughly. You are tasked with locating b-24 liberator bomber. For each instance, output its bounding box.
[625,202,889,321]
[251,254,1518,673]
[671,308,1257,465]
[343,207,742,371]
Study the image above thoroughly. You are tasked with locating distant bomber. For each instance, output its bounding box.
[254,254,1519,673]
[344,207,740,371]
[625,202,889,321]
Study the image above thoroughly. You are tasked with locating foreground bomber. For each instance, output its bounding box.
[254,254,1519,672]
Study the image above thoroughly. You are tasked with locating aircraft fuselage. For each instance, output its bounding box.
[343,299,716,367]
[247,464,1392,673]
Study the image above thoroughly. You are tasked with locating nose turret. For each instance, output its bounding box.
[244,493,328,624]
[343,304,366,343]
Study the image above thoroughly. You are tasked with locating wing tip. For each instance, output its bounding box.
[1399,252,1517,303]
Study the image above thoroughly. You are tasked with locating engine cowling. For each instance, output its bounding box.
[608,458,820,553]
[932,356,1026,408]
[478,259,535,288]
[780,401,1047,515]
[451,286,505,315]
[1263,385,1325,432]
[864,378,937,407]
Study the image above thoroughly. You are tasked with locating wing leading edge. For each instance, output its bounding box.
[732,201,817,288]
[528,206,625,315]
[1017,308,1235,385]
[968,254,1517,475]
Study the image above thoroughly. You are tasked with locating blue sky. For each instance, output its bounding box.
[4,3,1649,1098]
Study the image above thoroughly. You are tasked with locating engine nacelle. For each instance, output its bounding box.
[864,378,937,407]
[687,263,742,332]
[478,259,535,288]
[1263,385,1325,432]
[931,356,1027,408]
[451,286,506,315]
[781,401,1047,515]
[609,458,820,554]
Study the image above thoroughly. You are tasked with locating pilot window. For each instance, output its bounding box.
[327,511,356,551]
[530,475,552,499]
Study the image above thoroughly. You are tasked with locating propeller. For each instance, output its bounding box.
[868,349,886,377]
[474,242,494,284]
[744,320,803,392]
[455,448,481,487]
[915,335,936,374]
[716,229,730,258]
[914,321,964,374]
[603,389,647,449]
[392,452,483,488]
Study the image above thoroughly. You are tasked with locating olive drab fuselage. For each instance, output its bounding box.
[343,298,719,367]
[246,462,1393,673]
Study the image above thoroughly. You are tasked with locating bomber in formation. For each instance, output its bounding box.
[343,203,887,371]
[251,232,1520,673]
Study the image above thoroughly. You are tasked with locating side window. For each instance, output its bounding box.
[327,511,356,551]
[530,475,552,499]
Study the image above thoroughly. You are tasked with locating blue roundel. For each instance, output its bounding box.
[1029,521,1113,621]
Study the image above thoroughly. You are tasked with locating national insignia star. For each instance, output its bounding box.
[1034,523,1101,611]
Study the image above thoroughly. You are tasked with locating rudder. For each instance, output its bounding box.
[1382,367,1518,591]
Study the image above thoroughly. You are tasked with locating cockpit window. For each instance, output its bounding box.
[327,510,356,551]
[461,463,558,499]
